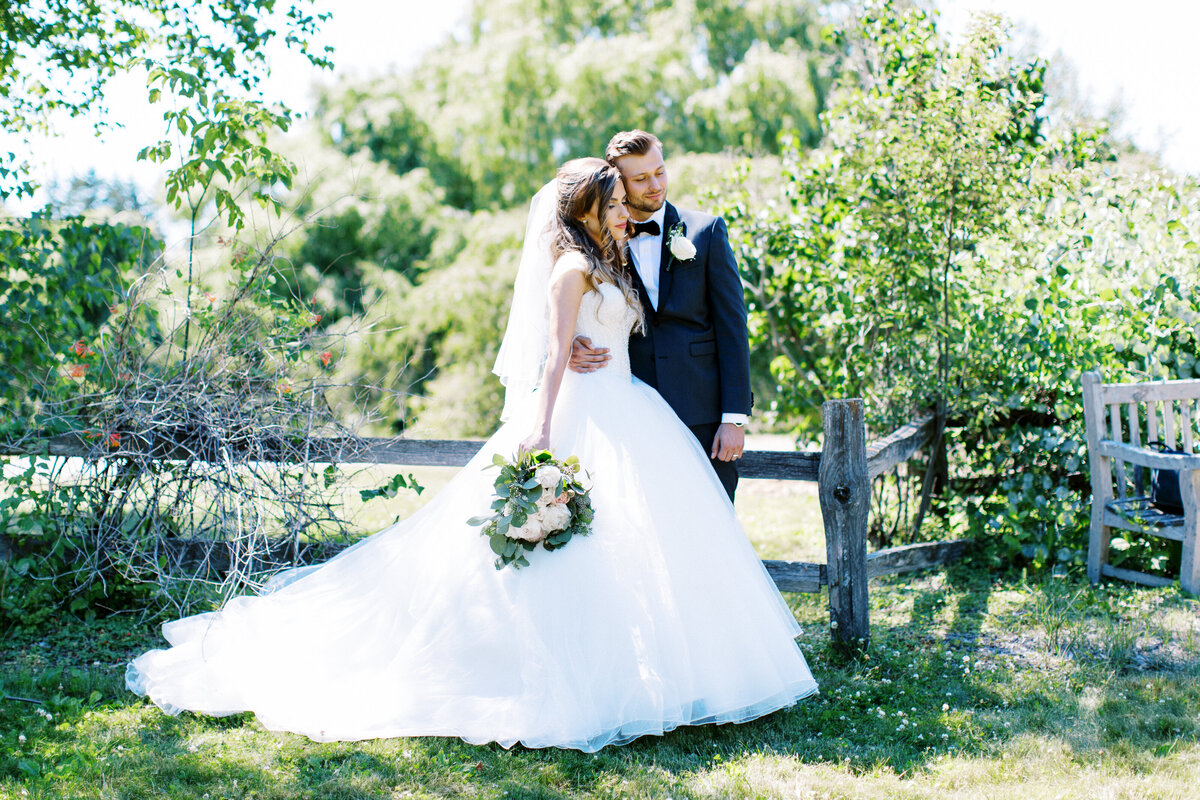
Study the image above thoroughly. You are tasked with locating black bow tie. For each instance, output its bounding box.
[631,220,661,238]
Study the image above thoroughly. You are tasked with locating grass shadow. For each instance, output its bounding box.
[4,572,1200,799]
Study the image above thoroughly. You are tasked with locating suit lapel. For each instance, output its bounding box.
[657,203,681,310]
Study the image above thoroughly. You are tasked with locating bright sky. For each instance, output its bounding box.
[938,0,1199,173]
[6,0,1197,215]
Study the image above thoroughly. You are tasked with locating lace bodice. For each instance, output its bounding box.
[574,281,637,382]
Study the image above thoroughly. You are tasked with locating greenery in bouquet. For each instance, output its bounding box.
[468,450,594,570]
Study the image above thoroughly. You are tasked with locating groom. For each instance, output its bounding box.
[570,129,751,502]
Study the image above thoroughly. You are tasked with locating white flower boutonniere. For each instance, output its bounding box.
[666,223,696,268]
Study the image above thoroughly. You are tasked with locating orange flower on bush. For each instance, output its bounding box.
[307,312,322,326]
[72,340,87,356]
[204,291,216,305]
[319,350,332,366]
[108,432,121,448]
[276,379,293,395]
[68,363,86,378]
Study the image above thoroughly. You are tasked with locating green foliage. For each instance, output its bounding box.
[728,3,1046,428]
[0,214,161,439]
[0,1,332,211]
[276,165,450,323]
[358,472,424,503]
[720,1,1200,568]
[317,0,833,210]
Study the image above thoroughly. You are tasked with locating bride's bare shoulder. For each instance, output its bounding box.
[550,251,589,284]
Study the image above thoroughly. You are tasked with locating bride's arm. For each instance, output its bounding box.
[519,261,588,452]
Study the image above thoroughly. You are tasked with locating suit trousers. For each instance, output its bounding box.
[688,422,738,503]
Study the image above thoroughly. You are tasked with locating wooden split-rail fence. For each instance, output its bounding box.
[13,399,967,649]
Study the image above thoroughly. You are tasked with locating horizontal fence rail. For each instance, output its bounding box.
[2,404,964,648]
[8,434,825,481]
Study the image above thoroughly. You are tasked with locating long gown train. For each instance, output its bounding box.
[126,281,818,751]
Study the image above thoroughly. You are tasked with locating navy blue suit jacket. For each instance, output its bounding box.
[627,203,752,428]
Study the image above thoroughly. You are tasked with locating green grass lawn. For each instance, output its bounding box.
[3,475,1199,799]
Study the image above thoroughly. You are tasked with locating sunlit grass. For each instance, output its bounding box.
[3,456,1200,798]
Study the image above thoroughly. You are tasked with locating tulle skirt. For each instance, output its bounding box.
[126,371,818,751]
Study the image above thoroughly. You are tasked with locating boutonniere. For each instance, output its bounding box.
[665,223,696,269]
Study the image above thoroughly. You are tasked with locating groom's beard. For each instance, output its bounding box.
[627,194,664,216]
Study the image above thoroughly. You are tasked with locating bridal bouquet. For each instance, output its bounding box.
[468,449,594,570]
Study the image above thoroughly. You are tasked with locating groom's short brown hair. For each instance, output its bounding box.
[605,130,663,165]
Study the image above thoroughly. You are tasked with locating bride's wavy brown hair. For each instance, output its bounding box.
[550,157,645,334]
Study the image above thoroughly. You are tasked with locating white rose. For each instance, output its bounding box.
[540,502,572,532]
[510,516,545,542]
[535,465,563,489]
[669,233,696,261]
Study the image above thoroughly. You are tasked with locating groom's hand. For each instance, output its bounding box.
[569,336,611,373]
[711,423,745,462]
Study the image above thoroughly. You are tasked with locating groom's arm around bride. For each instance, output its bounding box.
[570,129,751,502]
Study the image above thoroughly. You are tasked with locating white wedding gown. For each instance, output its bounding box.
[126,279,818,751]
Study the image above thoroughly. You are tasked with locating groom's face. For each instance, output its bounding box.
[613,145,668,220]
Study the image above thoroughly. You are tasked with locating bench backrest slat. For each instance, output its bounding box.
[1110,403,1127,498]
[1183,400,1195,454]
[1147,400,1160,449]
[1128,402,1145,496]
[1164,399,1179,450]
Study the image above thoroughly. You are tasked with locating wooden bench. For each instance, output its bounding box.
[1083,371,1200,593]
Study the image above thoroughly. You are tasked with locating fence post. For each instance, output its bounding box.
[819,398,871,650]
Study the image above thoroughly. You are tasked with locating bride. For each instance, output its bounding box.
[126,158,818,752]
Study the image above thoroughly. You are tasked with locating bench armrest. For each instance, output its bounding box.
[1098,440,1200,471]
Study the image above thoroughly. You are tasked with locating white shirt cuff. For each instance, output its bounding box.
[721,413,749,426]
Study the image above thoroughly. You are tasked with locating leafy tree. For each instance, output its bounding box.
[721,1,1200,571]
[0,1,331,210]
[317,0,834,210]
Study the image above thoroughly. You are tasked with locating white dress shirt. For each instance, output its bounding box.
[629,205,748,429]
[628,205,667,310]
